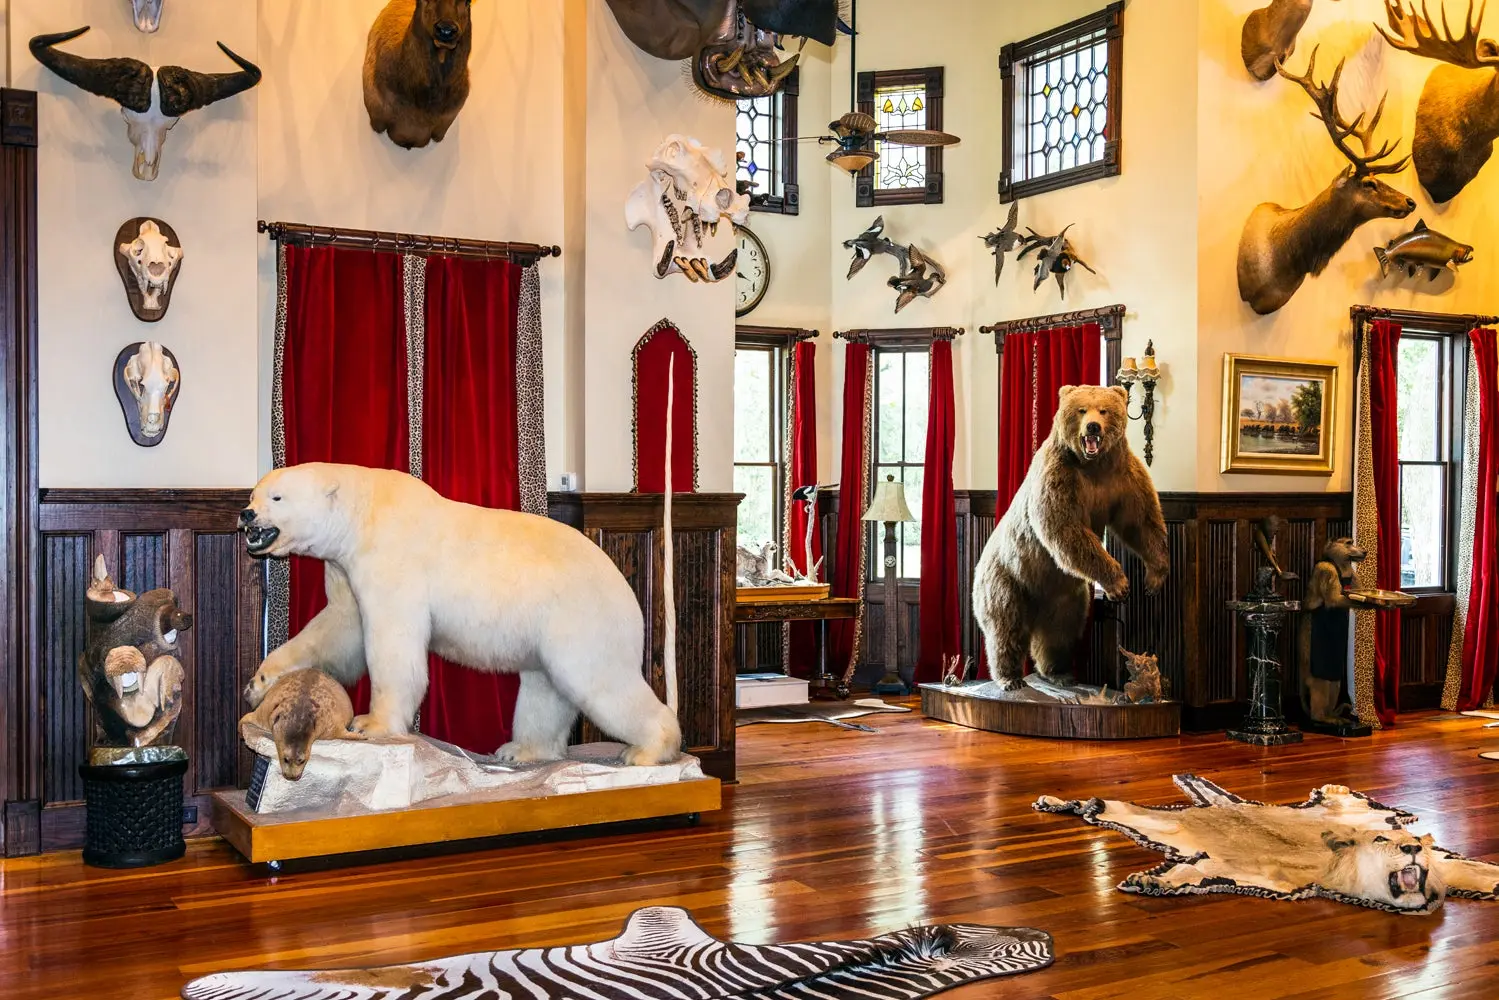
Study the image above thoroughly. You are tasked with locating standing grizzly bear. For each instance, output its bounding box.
[974,385,1169,690]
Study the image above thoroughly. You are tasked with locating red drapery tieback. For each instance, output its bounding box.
[916,339,960,683]
[828,343,871,674]
[787,339,822,676]
[1457,326,1499,710]
[1367,318,1403,726]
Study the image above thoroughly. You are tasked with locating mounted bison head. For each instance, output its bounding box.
[30,27,261,181]
[364,0,475,148]
[131,0,165,33]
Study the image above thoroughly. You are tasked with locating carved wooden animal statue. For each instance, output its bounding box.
[363,0,473,149]
[1237,50,1415,315]
[1379,0,1499,203]
[1241,0,1340,81]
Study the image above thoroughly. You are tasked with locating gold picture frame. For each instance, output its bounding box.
[1221,354,1338,475]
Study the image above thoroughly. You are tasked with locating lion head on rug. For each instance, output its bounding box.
[1036,775,1499,915]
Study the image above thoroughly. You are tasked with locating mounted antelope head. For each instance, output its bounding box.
[30,27,261,181]
[1237,49,1415,315]
[1378,0,1499,203]
[1241,0,1341,81]
[130,0,165,33]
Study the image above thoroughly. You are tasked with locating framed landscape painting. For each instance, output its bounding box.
[1221,354,1338,475]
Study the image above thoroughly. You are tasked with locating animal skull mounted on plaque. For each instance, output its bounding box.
[130,0,165,33]
[29,27,261,181]
[114,342,181,446]
[114,219,183,322]
[625,135,750,282]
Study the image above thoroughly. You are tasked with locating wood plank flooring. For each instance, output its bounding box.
[4,706,1499,999]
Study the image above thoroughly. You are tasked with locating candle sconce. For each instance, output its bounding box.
[1115,340,1161,466]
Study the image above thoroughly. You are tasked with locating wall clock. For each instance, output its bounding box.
[735,224,769,317]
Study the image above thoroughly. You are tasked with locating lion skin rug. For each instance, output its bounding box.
[1035,774,1499,914]
[180,905,1054,999]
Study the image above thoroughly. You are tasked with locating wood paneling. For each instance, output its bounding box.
[547,492,740,783]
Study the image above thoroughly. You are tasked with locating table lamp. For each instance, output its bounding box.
[862,474,917,693]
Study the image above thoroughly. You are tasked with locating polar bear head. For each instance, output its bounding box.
[240,464,351,561]
[1052,384,1129,463]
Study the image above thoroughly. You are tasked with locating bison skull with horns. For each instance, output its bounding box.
[30,27,262,181]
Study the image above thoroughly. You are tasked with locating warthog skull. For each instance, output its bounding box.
[625,135,750,282]
[30,27,261,181]
[118,220,183,313]
[131,0,165,33]
[123,342,180,440]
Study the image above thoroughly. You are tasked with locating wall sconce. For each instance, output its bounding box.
[1116,339,1161,466]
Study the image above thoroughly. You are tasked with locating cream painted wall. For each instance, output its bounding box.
[824,0,1201,492]
[1198,0,1499,493]
[16,0,260,487]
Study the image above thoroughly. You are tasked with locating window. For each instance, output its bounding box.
[856,67,945,207]
[735,69,800,215]
[999,2,1123,203]
[870,347,929,579]
[1395,332,1465,591]
[733,341,787,555]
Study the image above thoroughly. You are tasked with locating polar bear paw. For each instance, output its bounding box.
[493,741,564,765]
[621,743,680,767]
[349,713,405,739]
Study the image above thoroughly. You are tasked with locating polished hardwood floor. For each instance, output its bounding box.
[5,706,1499,999]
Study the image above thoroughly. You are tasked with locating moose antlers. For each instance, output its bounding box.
[1377,0,1499,68]
[1275,47,1410,176]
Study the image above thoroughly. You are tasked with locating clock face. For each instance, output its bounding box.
[735,225,769,317]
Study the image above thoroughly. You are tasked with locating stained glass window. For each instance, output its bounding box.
[1000,3,1122,202]
[856,67,945,207]
[874,86,927,191]
[735,71,799,214]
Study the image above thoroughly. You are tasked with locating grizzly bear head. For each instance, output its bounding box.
[1052,384,1129,462]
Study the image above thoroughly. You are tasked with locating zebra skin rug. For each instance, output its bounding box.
[180,905,1054,999]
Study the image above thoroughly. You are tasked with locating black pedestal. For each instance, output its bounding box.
[79,758,188,868]
[1226,599,1303,747]
[1301,718,1374,739]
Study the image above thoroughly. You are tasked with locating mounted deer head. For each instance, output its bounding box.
[1378,0,1499,202]
[1237,49,1415,315]
[1241,0,1341,81]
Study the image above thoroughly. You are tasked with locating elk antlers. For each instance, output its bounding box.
[1377,0,1499,68]
[1275,48,1410,176]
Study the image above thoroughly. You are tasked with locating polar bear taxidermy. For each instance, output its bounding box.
[239,463,681,766]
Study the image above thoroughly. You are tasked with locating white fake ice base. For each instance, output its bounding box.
[242,726,704,818]
[735,673,809,709]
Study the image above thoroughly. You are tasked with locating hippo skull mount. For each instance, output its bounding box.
[114,218,183,321]
[113,342,181,446]
[625,134,750,282]
[30,27,261,181]
[131,0,165,33]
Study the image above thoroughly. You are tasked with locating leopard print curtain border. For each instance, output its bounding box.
[516,266,547,516]
[267,245,292,653]
[1443,339,1484,710]
[780,345,799,670]
[402,255,427,481]
[1352,330,1380,729]
[840,360,875,686]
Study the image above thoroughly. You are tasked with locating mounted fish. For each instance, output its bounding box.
[1374,219,1474,280]
[364,0,473,149]
[625,134,750,282]
[1237,50,1415,314]
[1378,0,1499,203]
[129,0,164,33]
[114,218,183,323]
[1241,0,1340,81]
[113,341,180,447]
[30,27,261,181]
[889,246,946,313]
[981,202,1022,284]
[1017,225,1096,299]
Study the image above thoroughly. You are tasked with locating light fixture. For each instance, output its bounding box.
[862,474,916,693]
[826,146,878,175]
[1116,339,1162,466]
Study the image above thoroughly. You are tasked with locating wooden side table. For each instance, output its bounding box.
[734,597,861,699]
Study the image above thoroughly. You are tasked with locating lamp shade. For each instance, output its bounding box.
[862,474,916,523]
[827,147,878,175]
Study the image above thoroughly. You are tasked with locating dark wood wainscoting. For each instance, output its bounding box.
[13,490,263,855]
[547,492,739,783]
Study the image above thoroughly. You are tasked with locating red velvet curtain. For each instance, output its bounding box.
[281,246,409,716]
[1457,326,1499,710]
[828,343,871,674]
[1367,319,1403,726]
[635,324,697,493]
[916,340,960,683]
[419,255,524,751]
[787,339,821,675]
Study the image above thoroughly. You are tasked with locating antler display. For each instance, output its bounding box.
[1378,0,1499,68]
[1275,48,1409,176]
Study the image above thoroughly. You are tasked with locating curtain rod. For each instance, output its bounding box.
[834,326,963,343]
[736,325,819,341]
[979,303,1125,336]
[258,220,561,267]
[1350,304,1499,328]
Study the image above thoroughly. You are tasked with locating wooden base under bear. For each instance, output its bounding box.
[921,680,1181,740]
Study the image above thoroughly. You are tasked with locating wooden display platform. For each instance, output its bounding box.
[921,684,1181,740]
[212,777,721,865]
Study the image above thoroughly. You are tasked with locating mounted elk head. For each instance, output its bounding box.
[1241,0,1341,80]
[30,27,261,181]
[114,341,181,446]
[1378,0,1499,203]
[1237,50,1415,315]
[363,0,474,149]
[130,0,165,33]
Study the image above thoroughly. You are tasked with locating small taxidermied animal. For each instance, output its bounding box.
[1018,225,1096,298]
[981,202,1023,284]
[888,246,946,313]
[843,216,909,279]
[1374,219,1474,280]
[364,0,473,149]
[1298,537,1366,725]
[1118,646,1163,703]
[239,668,360,780]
